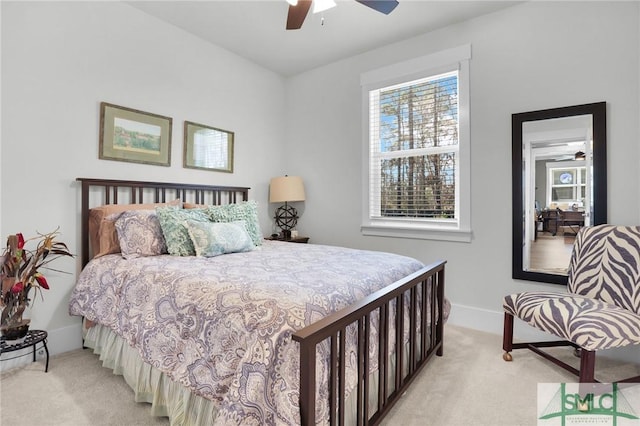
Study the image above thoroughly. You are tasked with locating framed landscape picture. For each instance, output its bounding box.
[99,102,172,166]
[183,121,234,173]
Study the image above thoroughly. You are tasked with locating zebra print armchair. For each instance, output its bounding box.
[503,225,640,383]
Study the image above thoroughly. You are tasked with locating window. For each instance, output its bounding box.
[548,165,586,206]
[360,45,471,242]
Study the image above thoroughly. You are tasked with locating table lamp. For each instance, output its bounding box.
[269,175,305,239]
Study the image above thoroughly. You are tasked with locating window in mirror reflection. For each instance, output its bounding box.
[549,166,586,205]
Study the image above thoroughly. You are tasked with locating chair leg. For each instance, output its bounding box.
[579,349,596,383]
[502,312,514,361]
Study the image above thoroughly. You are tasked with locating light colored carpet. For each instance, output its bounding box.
[383,326,639,425]
[0,345,169,426]
[1,325,638,425]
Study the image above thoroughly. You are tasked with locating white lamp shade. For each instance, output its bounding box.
[270,176,306,203]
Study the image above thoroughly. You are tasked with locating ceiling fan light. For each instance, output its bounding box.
[286,0,298,6]
[313,0,336,14]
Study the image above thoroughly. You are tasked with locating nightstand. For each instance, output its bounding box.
[265,235,309,243]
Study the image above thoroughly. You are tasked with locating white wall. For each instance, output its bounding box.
[285,1,640,342]
[1,1,286,357]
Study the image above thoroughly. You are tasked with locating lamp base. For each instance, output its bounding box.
[274,203,298,239]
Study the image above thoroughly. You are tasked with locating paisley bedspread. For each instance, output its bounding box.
[68,241,427,425]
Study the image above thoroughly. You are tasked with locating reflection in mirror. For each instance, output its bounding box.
[184,121,234,173]
[524,115,591,274]
[512,102,607,285]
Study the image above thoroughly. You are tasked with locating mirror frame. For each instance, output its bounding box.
[512,102,607,285]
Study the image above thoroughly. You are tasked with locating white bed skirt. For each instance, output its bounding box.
[84,324,217,425]
[84,323,382,425]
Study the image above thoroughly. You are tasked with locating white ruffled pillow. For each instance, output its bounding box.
[205,201,263,246]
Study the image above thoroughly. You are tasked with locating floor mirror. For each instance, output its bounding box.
[512,102,607,284]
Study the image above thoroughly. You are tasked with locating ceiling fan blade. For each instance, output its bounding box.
[286,0,312,30]
[355,0,399,15]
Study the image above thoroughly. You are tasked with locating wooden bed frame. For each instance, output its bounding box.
[76,177,446,425]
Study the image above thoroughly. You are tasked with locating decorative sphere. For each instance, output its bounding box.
[275,205,298,231]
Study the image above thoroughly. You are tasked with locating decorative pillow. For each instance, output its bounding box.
[185,220,254,257]
[205,201,263,246]
[95,212,123,257]
[155,207,211,256]
[89,200,181,258]
[115,210,167,259]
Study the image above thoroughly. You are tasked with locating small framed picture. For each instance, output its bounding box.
[99,102,172,166]
[183,121,234,173]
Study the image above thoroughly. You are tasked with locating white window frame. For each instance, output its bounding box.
[546,162,587,206]
[360,44,472,242]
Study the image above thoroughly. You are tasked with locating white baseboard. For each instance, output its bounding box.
[47,322,84,354]
[447,302,640,365]
[447,302,554,341]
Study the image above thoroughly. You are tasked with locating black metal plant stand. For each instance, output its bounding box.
[0,329,49,372]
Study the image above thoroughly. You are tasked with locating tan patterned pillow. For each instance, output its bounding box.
[89,199,181,258]
[183,202,207,209]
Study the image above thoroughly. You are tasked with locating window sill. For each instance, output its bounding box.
[361,223,472,243]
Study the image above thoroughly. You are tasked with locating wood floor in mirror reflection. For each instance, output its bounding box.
[529,233,575,275]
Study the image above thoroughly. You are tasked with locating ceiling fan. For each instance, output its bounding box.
[286,0,399,30]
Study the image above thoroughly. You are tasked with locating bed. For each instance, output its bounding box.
[68,177,447,425]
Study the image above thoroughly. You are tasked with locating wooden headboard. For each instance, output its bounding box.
[76,178,250,267]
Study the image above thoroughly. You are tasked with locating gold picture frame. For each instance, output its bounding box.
[99,102,172,166]
[183,121,234,173]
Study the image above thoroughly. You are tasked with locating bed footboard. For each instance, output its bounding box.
[292,260,446,426]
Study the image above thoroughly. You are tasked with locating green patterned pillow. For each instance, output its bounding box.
[155,207,210,256]
[185,220,254,257]
[205,201,263,246]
